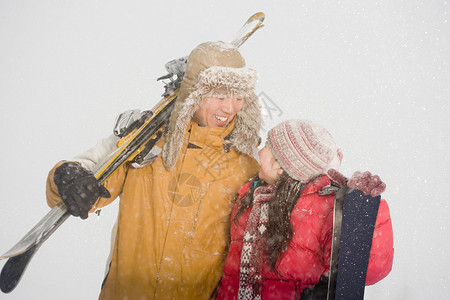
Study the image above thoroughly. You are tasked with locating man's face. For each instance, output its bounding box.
[193,96,244,127]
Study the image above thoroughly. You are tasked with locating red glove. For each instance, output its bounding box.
[327,169,386,197]
[327,169,348,187]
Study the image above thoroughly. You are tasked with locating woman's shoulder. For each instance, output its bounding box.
[291,176,336,217]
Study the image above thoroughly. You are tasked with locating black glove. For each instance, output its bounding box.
[54,162,110,219]
[300,275,328,300]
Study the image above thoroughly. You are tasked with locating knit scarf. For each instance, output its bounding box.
[238,184,274,300]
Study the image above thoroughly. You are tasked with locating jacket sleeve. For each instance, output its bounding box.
[365,199,394,285]
[73,134,119,171]
[45,160,127,211]
[45,135,126,211]
[46,160,70,208]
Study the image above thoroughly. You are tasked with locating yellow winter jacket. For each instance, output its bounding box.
[47,121,259,299]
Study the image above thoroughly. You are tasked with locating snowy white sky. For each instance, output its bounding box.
[0,1,449,299]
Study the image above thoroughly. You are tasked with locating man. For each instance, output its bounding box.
[46,41,262,299]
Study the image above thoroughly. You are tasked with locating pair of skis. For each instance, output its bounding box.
[0,12,265,294]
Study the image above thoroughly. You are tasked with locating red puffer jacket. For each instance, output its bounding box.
[217,175,394,299]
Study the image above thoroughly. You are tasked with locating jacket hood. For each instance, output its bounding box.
[162,41,261,170]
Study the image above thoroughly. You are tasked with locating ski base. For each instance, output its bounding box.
[0,245,39,293]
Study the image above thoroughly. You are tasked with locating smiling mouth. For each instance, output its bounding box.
[215,115,228,122]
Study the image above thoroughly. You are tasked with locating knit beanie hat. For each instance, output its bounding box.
[266,119,343,183]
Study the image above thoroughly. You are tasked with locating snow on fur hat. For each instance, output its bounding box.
[266,119,343,183]
[162,41,261,170]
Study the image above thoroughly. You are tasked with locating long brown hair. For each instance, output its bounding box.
[234,172,308,270]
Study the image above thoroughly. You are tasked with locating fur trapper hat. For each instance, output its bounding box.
[162,41,262,170]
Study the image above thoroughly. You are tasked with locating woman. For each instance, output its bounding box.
[217,119,394,299]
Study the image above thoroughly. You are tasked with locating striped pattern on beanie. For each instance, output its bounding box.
[266,119,342,183]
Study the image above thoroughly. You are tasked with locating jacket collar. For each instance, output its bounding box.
[301,175,332,196]
[237,175,333,199]
[186,119,235,149]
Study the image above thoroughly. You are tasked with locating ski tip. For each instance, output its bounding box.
[0,278,18,294]
[0,252,24,261]
[231,12,265,48]
[0,245,39,293]
[246,12,265,24]
[1,246,30,260]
